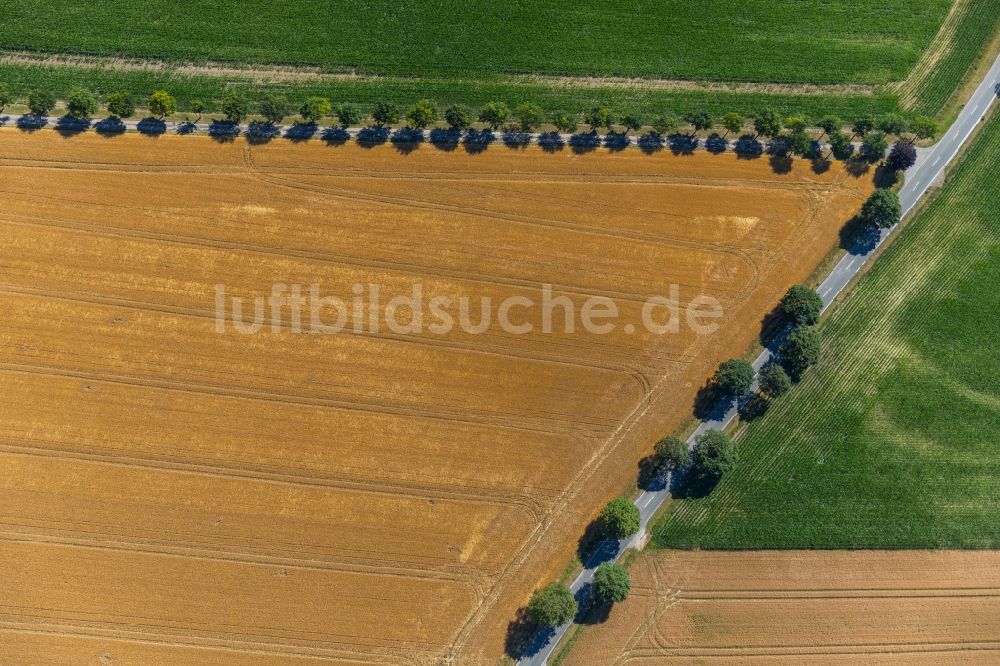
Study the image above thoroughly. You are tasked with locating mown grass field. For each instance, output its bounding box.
[654,113,1000,550]
[0,0,953,83]
[0,1,997,121]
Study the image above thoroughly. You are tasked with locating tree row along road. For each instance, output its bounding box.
[517,50,1000,666]
[0,111,897,154]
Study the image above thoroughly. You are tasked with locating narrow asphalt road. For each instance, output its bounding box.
[517,51,1000,666]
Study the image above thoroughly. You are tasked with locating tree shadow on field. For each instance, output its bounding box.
[734,134,763,159]
[285,121,318,143]
[136,117,166,136]
[357,125,390,148]
[16,114,48,132]
[705,133,727,154]
[94,117,126,137]
[766,139,793,174]
[208,120,240,143]
[429,128,461,151]
[504,607,543,661]
[538,131,564,153]
[576,520,606,564]
[839,214,881,254]
[811,156,832,174]
[693,380,722,419]
[580,596,614,625]
[320,126,350,146]
[759,303,790,347]
[639,457,670,495]
[54,115,91,137]
[873,164,899,188]
[668,133,698,155]
[390,128,423,154]
[245,121,280,145]
[844,158,871,179]
[738,393,771,422]
[175,120,198,135]
[0,114,8,127]
[462,129,495,154]
[502,130,532,149]
[638,133,664,154]
[671,468,719,500]
[569,132,600,154]
[604,131,630,152]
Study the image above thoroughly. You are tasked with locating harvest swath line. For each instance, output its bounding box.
[0,436,542,514]
[0,527,483,589]
[0,614,426,663]
[0,191,745,307]
[243,149,766,290]
[0,280,653,392]
[0,360,606,435]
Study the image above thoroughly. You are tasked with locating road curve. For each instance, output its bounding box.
[517,50,1000,666]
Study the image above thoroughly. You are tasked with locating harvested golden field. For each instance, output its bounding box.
[564,550,1000,665]
[0,130,871,664]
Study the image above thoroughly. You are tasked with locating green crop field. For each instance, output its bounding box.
[654,113,1000,550]
[0,1,954,83]
[0,1,997,122]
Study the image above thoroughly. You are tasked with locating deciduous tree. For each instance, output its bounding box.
[478,101,509,130]
[759,364,791,398]
[258,94,288,124]
[721,112,744,136]
[714,359,754,397]
[621,113,643,135]
[444,103,472,131]
[300,97,332,123]
[336,102,363,127]
[585,106,613,133]
[592,563,631,605]
[780,284,823,327]
[691,430,737,483]
[514,102,544,132]
[753,109,782,139]
[526,583,577,627]
[651,115,678,136]
[147,90,176,119]
[220,91,249,123]
[861,131,888,163]
[684,110,712,134]
[598,498,640,539]
[66,87,97,119]
[829,131,854,160]
[911,115,940,140]
[887,141,917,171]
[654,435,689,472]
[105,91,134,119]
[372,101,400,127]
[861,188,901,228]
[551,112,578,134]
[817,115,841,137]
[0,83,11,113]
[779,326,821,380]
[851,114,875,137]
[876,113,908,136]
[27,90,56,117]
[406,99,438,129]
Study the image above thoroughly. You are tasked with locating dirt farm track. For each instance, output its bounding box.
[0,131,871,664]
[564,551,1000,665]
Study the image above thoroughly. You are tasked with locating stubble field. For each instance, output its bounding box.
[0,130,871,664]
[564,550,1000,665]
